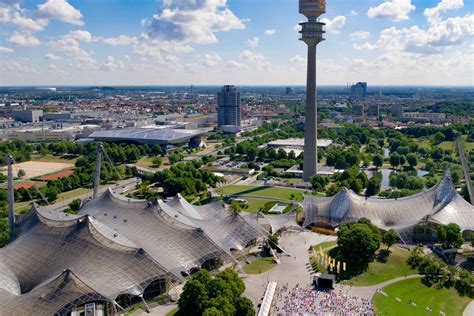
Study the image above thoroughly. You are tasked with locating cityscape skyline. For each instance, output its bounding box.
[0,0,473,86]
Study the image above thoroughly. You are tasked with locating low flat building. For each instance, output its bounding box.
[12,110,43,123]
[268,138,333,149]
[7,125,100,142]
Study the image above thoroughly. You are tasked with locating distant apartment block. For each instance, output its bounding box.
[12,110,43,123]
[391,104,404,117]
[351,82,367,99]
[352,103,364,117]
[368,104,380,117]
[217,85,241,134]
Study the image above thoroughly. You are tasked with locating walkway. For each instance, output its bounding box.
[339,274,422,300]
[464,300,474,316]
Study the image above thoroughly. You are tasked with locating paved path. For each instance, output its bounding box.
[243,231,337,309]
[464,300,474,316]
[339,274,422,300]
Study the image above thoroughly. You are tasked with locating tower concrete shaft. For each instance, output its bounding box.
[303,44,318,182]
[5,155,15,238]
[299,4,325,182]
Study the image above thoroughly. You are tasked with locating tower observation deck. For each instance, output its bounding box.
[299,0,326,182]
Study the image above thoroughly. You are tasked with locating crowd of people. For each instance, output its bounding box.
[273,285,374,316]
[316,290,374,316]
[277,285,319,315]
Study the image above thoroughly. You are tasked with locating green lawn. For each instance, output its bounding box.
[341,247,416,286]
[243,257,276,274]
[218,185,306,201]
[31,154,78,163]
[373,277,471,316]
[313,240,337,251]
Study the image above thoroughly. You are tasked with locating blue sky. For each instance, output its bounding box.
[0,0,473,86]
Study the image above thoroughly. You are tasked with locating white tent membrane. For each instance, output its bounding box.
[303,171,474,243]
[0,189,265,315]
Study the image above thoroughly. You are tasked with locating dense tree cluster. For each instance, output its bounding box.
[141,157,221,198]
[178,269,254,316]
[337,218,382,264]
[408,246,473,298]
[0,140,32,164]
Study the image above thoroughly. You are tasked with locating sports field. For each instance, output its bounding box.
[218,185,308,201]
[2,161,74,179]
[373,277,471,316]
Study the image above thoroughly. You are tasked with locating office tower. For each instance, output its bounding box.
[351,82,368,99]
[285,87,295,95]
[217,85,241,134]
[299,0,326,181]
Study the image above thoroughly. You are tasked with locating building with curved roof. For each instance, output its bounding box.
[87,128,206,147]
[303,171,474,243]
[0,189,264,315]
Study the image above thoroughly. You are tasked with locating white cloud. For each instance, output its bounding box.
[264,29,276,36]
[225,60,247,70]
[50,30,96,68]
[146,0,245,44]
[239,50,270,70]
[201,53,221,67]
[350,10,358,16]
[247,36,259,47]
[11,15,48,32]
[350,31,370,41]
[102,35,137,46]
[37,0,84,25]
[294,23,301,32]
[45,53,61,60]
[0,46,13,54]
[100,56,124,72]
[424,0,464,23]
[320,16,346,34]
[289,54,306,65]
[367,0,416,22]
[8,32,41,46]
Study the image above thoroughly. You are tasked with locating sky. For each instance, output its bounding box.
[0,0,473,86]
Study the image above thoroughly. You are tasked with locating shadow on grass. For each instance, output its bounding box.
[376,249,391,263]
[328,247,370,282]
[226,186,270,197]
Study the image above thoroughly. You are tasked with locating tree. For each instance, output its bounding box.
[68,199,81,213]
[406,153,418,169]
[169,153,181,165]
[152,157,162,168]
[235,297,255,316]
[372,154,384,170]
[437,223,464,249]
[382,229,398,250]
[17,169,26,178]
[389,153,400,170]
[365,177,381,197]
[433,131,445,145]
[230,200,242,213]
[178,280,209,316]
[337,219,381,263]
[46,187,58,202]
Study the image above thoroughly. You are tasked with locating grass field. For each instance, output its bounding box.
[218,185,307,201]
[243,257,276,274]
[31,154,79,163]
[373,277,471,316]
[341,247,416,286]
[416,138,474,152]
[136,156,170,170]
